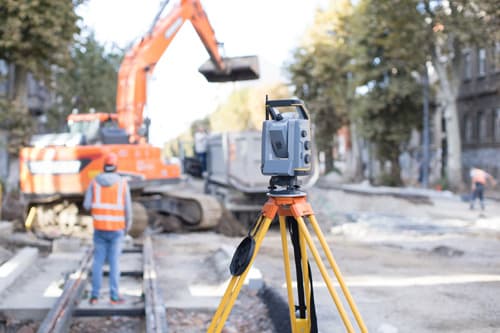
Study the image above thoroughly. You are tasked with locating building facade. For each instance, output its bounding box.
[458,43,500,186]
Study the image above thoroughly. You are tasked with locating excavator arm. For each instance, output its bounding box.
[116,0,259,142]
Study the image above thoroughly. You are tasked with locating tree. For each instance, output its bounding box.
[47,33,123,131]
[0,0,82,107]
[286,0,498,188]
[286,0,353,174]
[349,0,498,189]
[0,0,82,150]
[347,0,427,185]
[209,84,290,133]
[417,0,499,189]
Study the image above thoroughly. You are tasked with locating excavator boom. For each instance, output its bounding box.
[116,0,259,142]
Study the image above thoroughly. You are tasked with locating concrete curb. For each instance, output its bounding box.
[0,247,38,296]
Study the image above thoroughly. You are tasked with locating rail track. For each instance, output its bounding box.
[36,235,167,333]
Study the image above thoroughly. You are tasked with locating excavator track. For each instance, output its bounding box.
[137,186,223,230]
[162,190,222,228]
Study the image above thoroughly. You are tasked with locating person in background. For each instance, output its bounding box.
[469,167,497,210]
[83,152,133,305]
[194,126,208,175]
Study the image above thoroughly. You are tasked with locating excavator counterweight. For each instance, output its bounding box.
[199,55,260,82]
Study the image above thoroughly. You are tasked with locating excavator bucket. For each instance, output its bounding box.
[199,55,260,82]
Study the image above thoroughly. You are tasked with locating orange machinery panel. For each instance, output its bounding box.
[20,144,181,197]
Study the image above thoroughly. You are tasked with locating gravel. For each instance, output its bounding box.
[70,317,144,333]
[167,289,274,333]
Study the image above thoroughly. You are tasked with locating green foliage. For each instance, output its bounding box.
[420,0,499,49]
[209,84,289,133]
[0,0,82,79]
[47,33,123,131]
[286,0,424,181]
[285,0,497,187]
[349,0,424,185]
[0,0,82,151]
[377,172,401,187]
[286,1,353,165]
[287,44,349,150]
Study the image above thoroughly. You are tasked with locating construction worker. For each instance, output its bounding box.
[194,125,208,175]
[469,167,497,210]
[83,152,132,305]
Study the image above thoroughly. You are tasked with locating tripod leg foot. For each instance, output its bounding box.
[295,216,359,333]
[279,216,299,333]
[207,215,274,333]
[308,215,368,332]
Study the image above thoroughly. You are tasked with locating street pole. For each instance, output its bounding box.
[422,66,430,188]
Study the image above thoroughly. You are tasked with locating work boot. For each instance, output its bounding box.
[110,296,126,305]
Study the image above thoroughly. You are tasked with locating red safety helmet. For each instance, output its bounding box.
[104,152,118,172]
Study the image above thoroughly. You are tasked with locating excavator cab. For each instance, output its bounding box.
[67,113,129,145]
[199,55,260,82]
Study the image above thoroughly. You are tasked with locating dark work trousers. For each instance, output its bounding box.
[196,152,207,173]
[470,182,485,210]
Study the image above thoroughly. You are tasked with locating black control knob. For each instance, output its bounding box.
[304,140,311,150]
[304,154,310,164]
[301,130,308,138]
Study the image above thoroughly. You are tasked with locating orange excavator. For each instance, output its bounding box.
[18,0,259,238]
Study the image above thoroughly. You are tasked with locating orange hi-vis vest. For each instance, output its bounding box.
[91,179,126,231]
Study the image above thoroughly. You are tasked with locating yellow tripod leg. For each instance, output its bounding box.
[207,215,274,333]
[297,218,311,333]
[308,214,368,332]
[279,215,300,333]
[295,216,357,333]
[281,215,318,333]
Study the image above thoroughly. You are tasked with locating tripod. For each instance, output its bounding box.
[207,176,367,333]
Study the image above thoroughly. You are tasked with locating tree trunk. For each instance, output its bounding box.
[432,49,464,190]
[443,98,463,190]
[389,151,403,187]
[12,65,29,114]
[345,122,363,181]
[6,65,33,155]
[324,142,334,174]
[432,106,444,181]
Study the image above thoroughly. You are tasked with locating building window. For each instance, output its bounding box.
[495,108,500,142]
[477,111,487,142]
[478,48,486,77]
[463,50,472,80]
[464,114,474,143]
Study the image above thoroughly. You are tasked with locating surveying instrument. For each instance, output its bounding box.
[207,98,367,333]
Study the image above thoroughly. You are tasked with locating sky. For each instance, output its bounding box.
[78,0,327,146]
